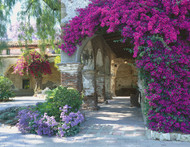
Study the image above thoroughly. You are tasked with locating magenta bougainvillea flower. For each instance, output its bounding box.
[13,50,51,78]
[60,0,190,134]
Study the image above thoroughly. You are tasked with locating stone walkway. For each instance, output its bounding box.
[0,96,190,147]
[0,96,45,111]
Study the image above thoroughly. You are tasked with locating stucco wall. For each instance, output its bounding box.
[116,64,138,89]
[42,62,61,89]
[2,55,61,96]
[61,0,90,24]
[0,55,19,76]
[110,58,138,96]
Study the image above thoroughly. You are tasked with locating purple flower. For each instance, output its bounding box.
[57,105,85,137]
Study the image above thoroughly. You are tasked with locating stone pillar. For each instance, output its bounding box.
[82,70,98,110]
[96,73,105,102]
[105,74,111,99]
[110,74,117,97]
[58,63,83,92]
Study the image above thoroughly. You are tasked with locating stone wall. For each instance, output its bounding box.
[42,62,61,89]
[105,56,111,99]
[5,66,35,96]
[79,40,96,109]
[59,63,83,92]
[146,128,190,142]
[59,35,113,109]
[115,63,138,96]
[110,58,138,96]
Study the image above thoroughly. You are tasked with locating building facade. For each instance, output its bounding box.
[0,41,61,96]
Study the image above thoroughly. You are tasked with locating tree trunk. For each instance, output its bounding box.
[34,76,43,94]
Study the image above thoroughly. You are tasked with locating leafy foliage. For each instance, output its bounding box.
[0,0,61,53]
[60,0,190,134]
[37,86,83,121]
[17,0,61,52]
[0,0,16,52]
[0,76,14,101]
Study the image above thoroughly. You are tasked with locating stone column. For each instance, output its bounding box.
[58,63,83,92]
[105,74,111,99]
[82,70,98,110]
[96,73,105,102]
[110,75,116,97]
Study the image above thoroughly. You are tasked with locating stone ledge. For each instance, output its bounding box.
[146,128,190,142]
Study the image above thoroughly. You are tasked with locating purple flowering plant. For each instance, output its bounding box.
[57,105,84,137]
[16,104,84,137]
[16,105,58,136]
[31,113,58,136]
[59,0,190,134]
[16,106,41,134]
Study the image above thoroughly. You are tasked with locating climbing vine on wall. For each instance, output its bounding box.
[60,0,190,133]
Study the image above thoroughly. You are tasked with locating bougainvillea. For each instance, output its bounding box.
[60,0,190,133]
[13,50,51,92]
[13,50,51,77]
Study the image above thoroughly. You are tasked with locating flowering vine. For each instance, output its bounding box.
[60,0,190,133]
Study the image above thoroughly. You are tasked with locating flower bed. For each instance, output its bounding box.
[16,86,84,137]
[16,105,84,137]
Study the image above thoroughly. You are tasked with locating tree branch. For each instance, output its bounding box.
[25,1,34,13]
[42,0,61,11]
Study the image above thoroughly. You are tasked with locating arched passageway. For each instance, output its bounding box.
[77,34,144,136]
[115,63,138,96]
[59,33,141,109]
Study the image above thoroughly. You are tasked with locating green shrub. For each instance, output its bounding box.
[35,86,83,121]
[0,76,14,101]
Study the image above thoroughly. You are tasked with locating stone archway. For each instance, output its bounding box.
[60,1,140,110]
[5,65,35,96]
[4,62,61,96]
[80,35,112,109]
[59,32,141,110]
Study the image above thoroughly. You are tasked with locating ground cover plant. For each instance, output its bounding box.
[16,86,84,137]
[59,0,190,134]
[0,107,22,125]
[0,76,14,101]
